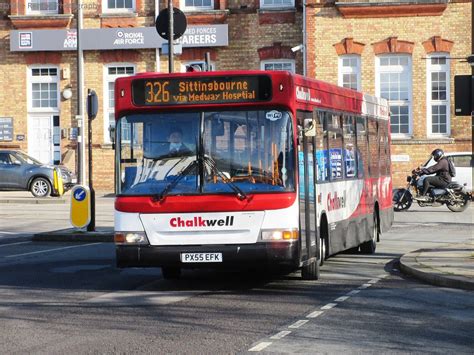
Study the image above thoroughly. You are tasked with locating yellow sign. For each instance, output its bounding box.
[53,169,64,196]
[70,185,91,229]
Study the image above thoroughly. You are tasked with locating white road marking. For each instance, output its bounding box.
[0,231,16,235]
[321,303,337,310]
[270,331,291,340]
[306,310,324,318]
[247,277,383,353]
[335,296,350,302]
[0,241,31,248]
[346,290,360,296]
[5,243,100,258]
[368,278,380,284]
[85,290,201,306]
[289,320,308,329]
[248,342,272,352]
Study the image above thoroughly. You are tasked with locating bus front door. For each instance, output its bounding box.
[298,112,318,266]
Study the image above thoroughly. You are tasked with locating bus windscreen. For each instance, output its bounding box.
[132,75,273,106]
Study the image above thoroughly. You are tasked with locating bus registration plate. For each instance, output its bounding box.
[181,253,223,263]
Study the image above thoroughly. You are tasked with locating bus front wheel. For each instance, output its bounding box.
[302,259,320,280]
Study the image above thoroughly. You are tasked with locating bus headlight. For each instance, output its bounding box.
[114,231,149,245]
[261,229,298,241]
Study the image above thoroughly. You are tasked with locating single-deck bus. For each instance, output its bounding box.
[113,70,393,280]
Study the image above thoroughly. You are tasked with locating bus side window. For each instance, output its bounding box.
[343,115,357,178]
[378,120,390,175]
[314,110,329,182]
[356,116,369,179]
[328,113,343,181]
[368,118,379,178]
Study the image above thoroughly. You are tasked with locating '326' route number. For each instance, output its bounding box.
[145,81,170,103]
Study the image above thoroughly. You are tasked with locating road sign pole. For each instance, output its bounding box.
[168,0,174,73]
[86,89,98,232]
[87,108,95,232]
[76,0,86,185]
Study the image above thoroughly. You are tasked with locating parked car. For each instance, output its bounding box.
[0,150,76,197]
[424,151,473,192]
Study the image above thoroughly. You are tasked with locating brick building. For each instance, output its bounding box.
[0,0,471,191]
[0,0,303,191]
[305,0,472,186]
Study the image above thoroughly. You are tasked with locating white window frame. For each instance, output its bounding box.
[338,55,361,91]
[375,54,412,138]
[426,53,450,137]
[28,65,60,113]
[181,0,214,11]
[260,0,295,9]
[26,0,59,14]
[103,64,136,143]
[260,59,295,73]
[180,61,216,72]
[102,0,136,14]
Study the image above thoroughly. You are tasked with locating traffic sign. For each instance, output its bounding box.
[155,8,187,41]
[70,185,91,229]
[454,75,473,116]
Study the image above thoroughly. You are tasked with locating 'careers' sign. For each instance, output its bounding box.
[10,25,228,51]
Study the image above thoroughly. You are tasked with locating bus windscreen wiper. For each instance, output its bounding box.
[154,159,198,202]
[202,155,248,201]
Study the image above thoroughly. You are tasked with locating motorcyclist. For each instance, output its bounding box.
[416,148,451,201]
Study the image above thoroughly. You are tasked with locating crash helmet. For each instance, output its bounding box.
[431,148,444,162]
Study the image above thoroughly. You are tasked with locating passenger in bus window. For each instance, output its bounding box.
[167,127,192,156]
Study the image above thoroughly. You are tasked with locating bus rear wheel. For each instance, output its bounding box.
[360,212,378,254]
[161,267,181,280]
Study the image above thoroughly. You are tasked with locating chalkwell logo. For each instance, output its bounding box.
[170,216,235,228]
[327,191,347,211]
[296,86,311,102]
[296,86,322,104]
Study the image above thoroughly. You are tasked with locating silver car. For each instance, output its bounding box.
[0,150,76,197]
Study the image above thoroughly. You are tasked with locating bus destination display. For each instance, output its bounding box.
[132,75,272,106]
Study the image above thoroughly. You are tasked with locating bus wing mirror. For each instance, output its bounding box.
[109,126,116,149]
[303,118,316,137]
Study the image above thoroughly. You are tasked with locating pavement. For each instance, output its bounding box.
[1,190,473,291]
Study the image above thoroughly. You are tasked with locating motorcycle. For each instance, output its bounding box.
[392,168,471,212]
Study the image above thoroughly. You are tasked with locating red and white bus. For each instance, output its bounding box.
[113,70,393,280]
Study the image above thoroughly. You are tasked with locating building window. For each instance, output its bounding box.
[338,55,360,91]
[104,65,135,142]
[376,55,412,136]
[29,67,59,110]
[103,0,135,13]
[183,0,213,10]
[261,60,295,73]
[26,0,58,14]
[427,54,450,136]
[260,0,294,9]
